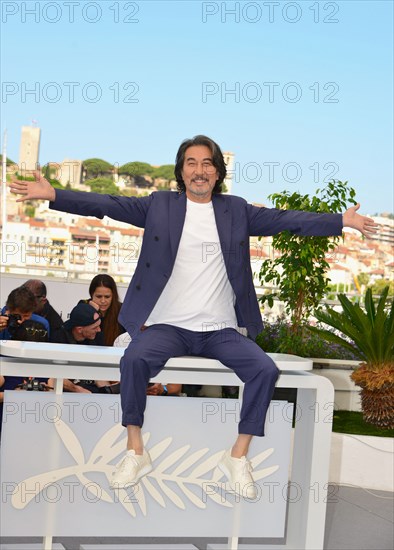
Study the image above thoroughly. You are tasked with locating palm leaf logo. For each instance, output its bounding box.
[11,420,279,515]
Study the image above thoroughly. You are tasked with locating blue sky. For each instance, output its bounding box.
[1,0,393,214]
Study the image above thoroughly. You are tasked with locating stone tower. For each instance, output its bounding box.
[19,125,41,174]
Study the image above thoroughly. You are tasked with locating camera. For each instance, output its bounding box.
[4,313,22,335]
[13,319,48,342]
[17,378,47,391]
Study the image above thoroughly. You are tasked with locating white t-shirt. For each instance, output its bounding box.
[145,199,238,331]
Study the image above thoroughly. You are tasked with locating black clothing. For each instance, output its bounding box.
[53,325,104,346]
[40,301,64,342]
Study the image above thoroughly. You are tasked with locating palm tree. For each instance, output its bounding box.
[308,287,394,428]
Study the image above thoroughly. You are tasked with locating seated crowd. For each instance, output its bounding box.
[0,275,184,430]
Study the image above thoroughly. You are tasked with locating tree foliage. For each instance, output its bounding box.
[0,154,15,166]
[119,162,176,183]
[86,177,120,195]
[24,205,36,218]
[357,272,370,287]
[48,179,63,189]
[152,164,175,180]
[119,162,154,177]
[370,279,394,297]
[42,164,63,188]
[258,180,357,329]
[15,173,35,181]
[83,158,114,180]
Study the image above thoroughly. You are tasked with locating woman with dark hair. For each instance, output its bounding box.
[88,274,125,346]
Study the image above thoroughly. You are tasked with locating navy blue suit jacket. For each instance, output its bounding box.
[50,190,343,339]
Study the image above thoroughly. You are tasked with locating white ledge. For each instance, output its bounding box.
[0,341,313,371]
[311,358,362,370]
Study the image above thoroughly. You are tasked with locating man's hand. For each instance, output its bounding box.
[9,170,56,203]
[343,203,379,238]
[88,300,101,312]
[146,383,164,395]
[0,315,9,331]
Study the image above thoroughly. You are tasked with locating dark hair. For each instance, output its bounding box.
[89,274,122,346]
[6,287,37,313]
[22,279,47,298]
[174,135,227,194]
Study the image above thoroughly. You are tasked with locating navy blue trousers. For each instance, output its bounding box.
[120,325,279,437]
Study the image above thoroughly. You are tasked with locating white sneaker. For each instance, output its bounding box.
[110,449,153,489]
[218,449,257,499]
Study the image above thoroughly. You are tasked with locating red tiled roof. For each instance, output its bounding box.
[29,219,46,228]
[70,229,110,240]
[119,228,141,237]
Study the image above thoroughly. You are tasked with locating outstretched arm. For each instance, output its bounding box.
[248,201,378,239]
[10,171,56,202]
[342,203,378,238]
[10,171,152,227]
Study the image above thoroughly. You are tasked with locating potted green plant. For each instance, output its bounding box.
[258,180,357,333]
[308,287,394,429]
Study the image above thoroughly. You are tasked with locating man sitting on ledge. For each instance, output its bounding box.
[11,134,378,498]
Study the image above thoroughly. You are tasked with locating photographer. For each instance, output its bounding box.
[0,286,49,340]
[0,288,50,441]
[0,321,51,440]
[21,279,63,342]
